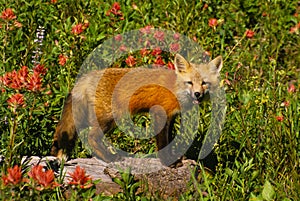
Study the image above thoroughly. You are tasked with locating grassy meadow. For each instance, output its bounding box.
[0,0,299,200]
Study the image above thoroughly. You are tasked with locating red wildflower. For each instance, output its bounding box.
[154,55,165,66]
[290,25,299,33]
[1,72,13,87]
[290,26,298,34]
[203,3,209,10]
[27,71,42,91]
[114,34,122,41]
[12,66,29,89]
[173,32,180,41]
[140,48,150,57]
[34,64,47,75]
[119,44,127,51]
[14,20,22,28]
[44,101,49,107]
[107,2,123,17]
[208,18,218,28]
[1,69,27,89]
[0,8,16,21]
[10,70,23,90]
[154,31,165,42]
[167,61,175,70]
[144,39,151,47]
[45,90,52,95]
[7,93,25,109]
[68,166,92,189]
[169,43,180,52]
[18,66,29,80]
[0,65,46,91]
[245,30,255,38]
[28,165,59,190]
[283,100,290,107]
[262,12,268,17]
[276,116,284,122]
[2,165,22,185]
[71,23,84,35]
[139,25,153,34]
[288,84,296,93]
[111,2,121,14]
[151,47,162,56]
[125,55,136,67]
[58,54,68,66]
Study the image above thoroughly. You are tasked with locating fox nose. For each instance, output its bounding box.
[194,92,201,98]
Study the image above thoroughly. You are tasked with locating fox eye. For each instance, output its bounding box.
[202,81,210,85]
[185,81,193,85]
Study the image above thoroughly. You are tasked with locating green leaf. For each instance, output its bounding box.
[250,193,264,201]
[262,180,275,201]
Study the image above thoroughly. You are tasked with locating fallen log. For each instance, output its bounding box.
[21,156,200,199]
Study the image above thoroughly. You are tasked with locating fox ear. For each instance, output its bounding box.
[174,54,190,73]
[209,56,223,74]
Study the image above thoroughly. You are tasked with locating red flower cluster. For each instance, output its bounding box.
[28,165,60,190]
[1,165,94,191]
[288,84,296,93]
[154,56,165,66]
[119,44,127,52]
[2,165,23,186]
[106,2,124,20]
[0,8,16,21]
[68,166,93,189]
[139,25,153,34]
[125,55,137,67]
[140,48,150,57]
[0,65,47,92]
[117,26,182,69]
[58,54,68,66]
[114,34,122,41]
[208,18,218,28]
[245,29,255,38]
[151,47,162,56]
[154,30,165,42]
[0,8,22,29]
[169,43,180,52]
[167,61,175,70]
[276,115,284,122]
[71,21,89,35]
[289,22,300,34]
[173,32,180,40]
[7,93,25,111]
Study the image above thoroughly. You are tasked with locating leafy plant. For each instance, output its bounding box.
[0,0,299,200]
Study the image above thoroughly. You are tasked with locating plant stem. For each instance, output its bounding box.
[8,114,18,165]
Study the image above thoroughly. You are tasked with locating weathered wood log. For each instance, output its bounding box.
[21,156,199,198]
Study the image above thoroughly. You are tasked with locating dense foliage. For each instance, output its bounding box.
[0,0,299,200]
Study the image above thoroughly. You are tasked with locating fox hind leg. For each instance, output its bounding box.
[87,120,120,162]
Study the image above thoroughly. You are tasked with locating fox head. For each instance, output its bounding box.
[174,54,223,107]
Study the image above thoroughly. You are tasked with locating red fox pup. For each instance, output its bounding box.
[51,54,223,166]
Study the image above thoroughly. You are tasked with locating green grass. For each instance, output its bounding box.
[0,0,299,200]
